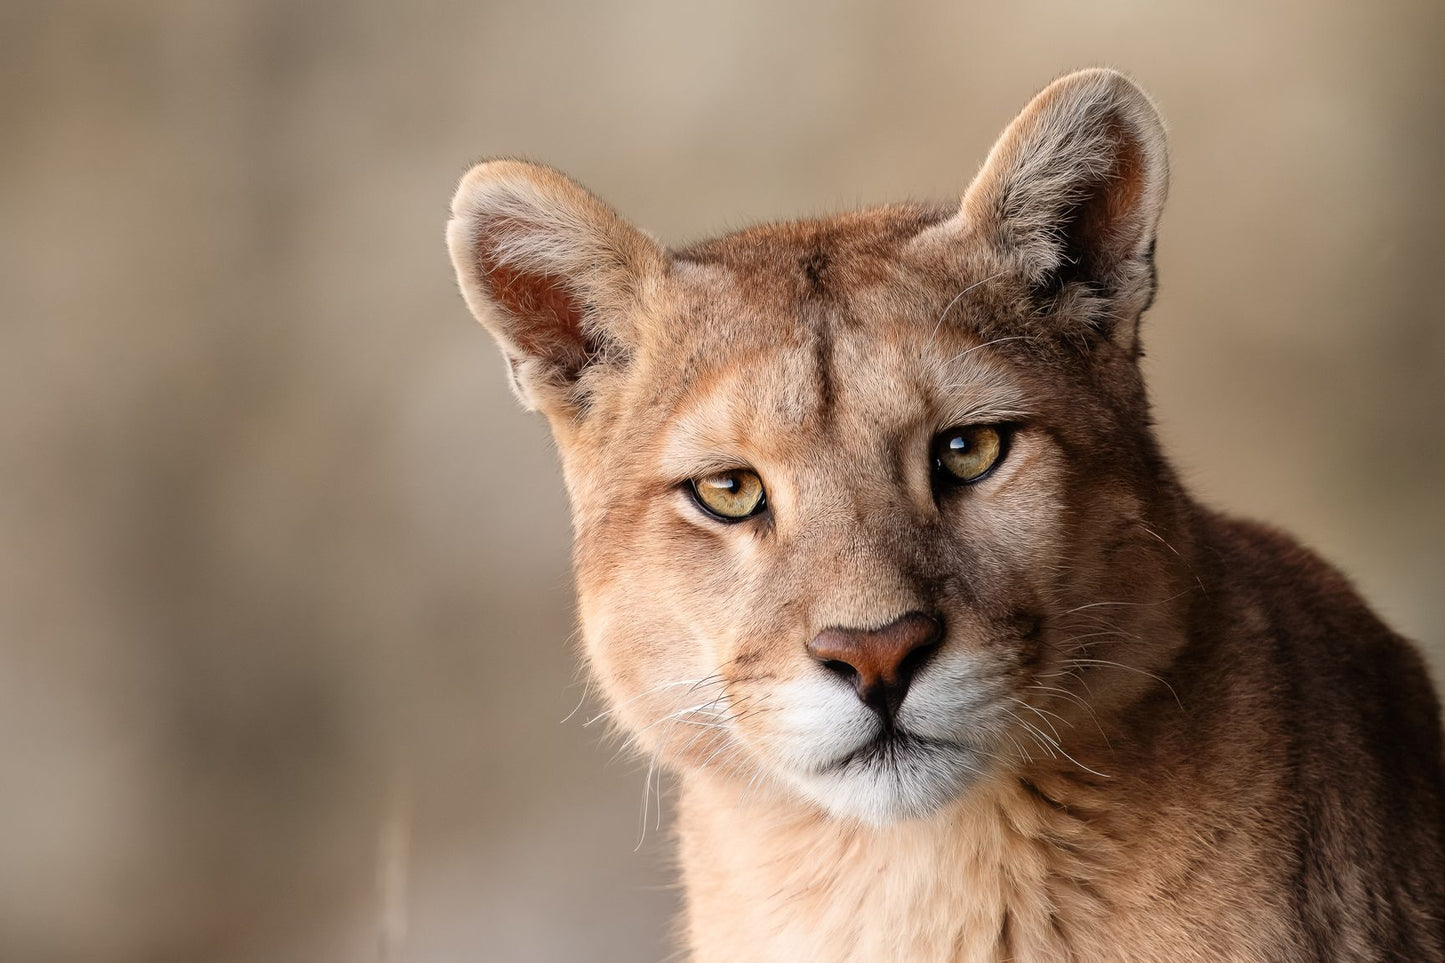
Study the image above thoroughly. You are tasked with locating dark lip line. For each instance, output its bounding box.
[821,730,968,774]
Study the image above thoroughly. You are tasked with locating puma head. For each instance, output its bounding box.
[448,68,1183,823]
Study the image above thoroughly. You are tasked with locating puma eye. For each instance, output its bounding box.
[689,469,767,521]
[932,425,1007,485]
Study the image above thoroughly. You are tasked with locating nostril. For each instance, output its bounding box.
[897,637,941,683]
[821,659,858,684]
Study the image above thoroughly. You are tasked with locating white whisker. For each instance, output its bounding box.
[928,271,1006,343]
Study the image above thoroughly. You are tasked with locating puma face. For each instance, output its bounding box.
[449,69,1181,823]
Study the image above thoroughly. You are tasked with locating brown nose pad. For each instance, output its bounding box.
[806,612,943,720]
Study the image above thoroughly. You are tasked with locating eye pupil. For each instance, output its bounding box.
[932,425,1007,486]
[689,469,766,522]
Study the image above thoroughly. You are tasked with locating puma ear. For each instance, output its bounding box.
[956,69,1168,350]
[446,160,666,414]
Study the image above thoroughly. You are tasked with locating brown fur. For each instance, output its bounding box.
[447,69,1445,961]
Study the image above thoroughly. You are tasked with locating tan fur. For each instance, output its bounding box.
[447,69,1445,961]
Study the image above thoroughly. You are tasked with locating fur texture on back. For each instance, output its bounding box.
[447,69,1445,961]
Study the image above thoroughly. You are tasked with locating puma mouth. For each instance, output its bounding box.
[791,730,989,824]
[822,730,966,774]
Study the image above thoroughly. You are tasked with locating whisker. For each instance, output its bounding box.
[1012,712,1112,780]
[1020,699,1074,734]
[634,696,733,736]
[1062,658,1184,711]
[1058,587,1197,617]
[1134,521,1209,597]
[559,678,593,724]
[635,754,658,851]
[928,271,1006,343]
[1026,683,1113,751]
[1013,715,1059,761]
[1008,698,1063,742]
[583,676,724,727]
[940,334,1037,371]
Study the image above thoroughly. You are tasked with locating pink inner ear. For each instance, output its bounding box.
[486,260,586,360]
[473,211,590,370]
[1073,120,1148,267]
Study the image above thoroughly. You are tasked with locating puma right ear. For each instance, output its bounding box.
[446,161,665,415]
[952,69,1169,351]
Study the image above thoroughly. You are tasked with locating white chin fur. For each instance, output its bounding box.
[753,660,1004,824]
[780,738,987,825]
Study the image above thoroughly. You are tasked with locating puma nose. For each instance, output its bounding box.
[807,612,943,719]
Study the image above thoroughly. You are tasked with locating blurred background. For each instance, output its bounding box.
[2,1,1441,960]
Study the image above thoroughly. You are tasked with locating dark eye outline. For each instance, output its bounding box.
[931,423,1014,488]
[686,469,769,523]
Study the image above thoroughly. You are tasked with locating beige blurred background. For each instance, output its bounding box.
[2,1,1441,960]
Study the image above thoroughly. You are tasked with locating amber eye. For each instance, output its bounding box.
[689,469,767,521]
[933,425,1006,485]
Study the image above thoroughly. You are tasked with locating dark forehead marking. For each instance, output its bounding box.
[807,300,836,424]
[802,249,828,294]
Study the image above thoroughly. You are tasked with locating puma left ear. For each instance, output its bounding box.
[957,69,1168,351]
[446,160,666,415]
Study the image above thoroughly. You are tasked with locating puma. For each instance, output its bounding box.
[446,68,1445,961]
